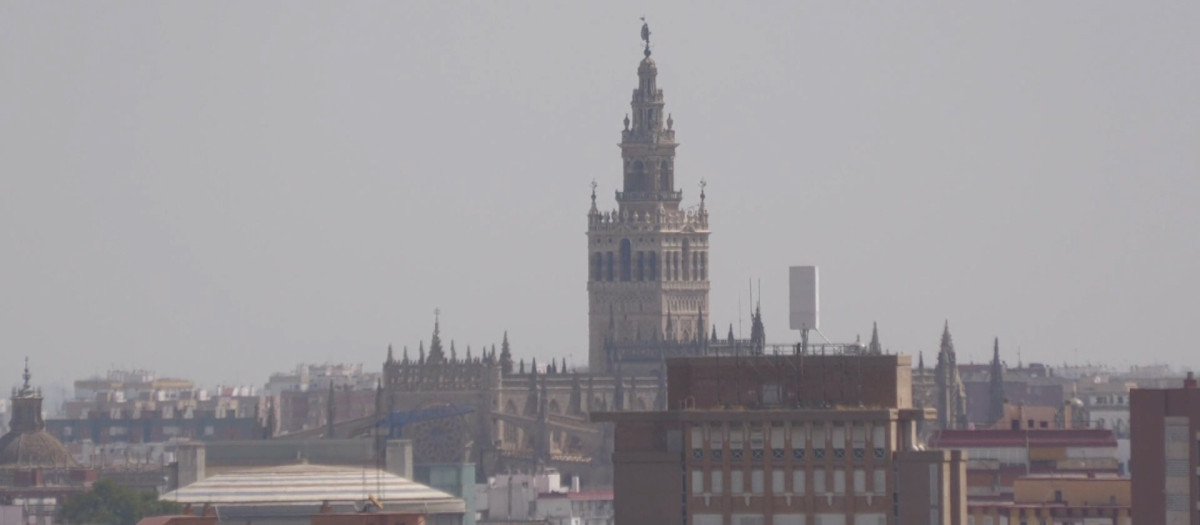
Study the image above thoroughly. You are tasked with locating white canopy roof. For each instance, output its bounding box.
[163,463,463,512]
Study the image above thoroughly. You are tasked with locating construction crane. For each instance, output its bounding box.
[375,405,475,439]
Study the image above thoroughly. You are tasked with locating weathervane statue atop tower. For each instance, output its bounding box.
[640,18,651,57]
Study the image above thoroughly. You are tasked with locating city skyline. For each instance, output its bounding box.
[3,2,1198,387]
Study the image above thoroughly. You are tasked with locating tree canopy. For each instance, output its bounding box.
[59,480,182,525]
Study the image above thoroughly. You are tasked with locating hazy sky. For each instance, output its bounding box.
[2,2,1197,389]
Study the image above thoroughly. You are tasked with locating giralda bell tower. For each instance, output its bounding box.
[587,22,710,375]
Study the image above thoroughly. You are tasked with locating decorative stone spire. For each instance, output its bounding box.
[386,344,394,364]
[935,321,967,430]
[499,331,513,374]
[427,309,445,364]
[868,322,882,355]
[589,180,600,216]
[989,337,1006,425]
[750,302,765,351]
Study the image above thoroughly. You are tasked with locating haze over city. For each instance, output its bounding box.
[2,2,1197,388]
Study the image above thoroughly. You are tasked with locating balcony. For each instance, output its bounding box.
[615,190,682,202]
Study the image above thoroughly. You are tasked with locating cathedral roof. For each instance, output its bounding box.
[0,430,80,469]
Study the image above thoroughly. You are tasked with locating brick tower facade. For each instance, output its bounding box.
[587,24,710,375]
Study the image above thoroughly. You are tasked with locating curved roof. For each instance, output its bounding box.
[163,463,464,513]
[0,430,81,469]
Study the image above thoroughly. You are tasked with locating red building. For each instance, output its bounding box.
[595,354,968,525]
[1130,372,1200,525]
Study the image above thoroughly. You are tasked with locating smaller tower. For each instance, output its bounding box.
[867,322,883,355]
[988,337,1006,425]
[499,332,513,374]
[934,322,968,430]
[427,309,446,364]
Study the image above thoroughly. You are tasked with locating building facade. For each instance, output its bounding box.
[1130,372,1200,525]
[595,354,968,525]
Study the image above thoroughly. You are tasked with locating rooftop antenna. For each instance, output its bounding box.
[738,290,743,339]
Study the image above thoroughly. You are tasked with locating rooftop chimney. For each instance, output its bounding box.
[1185,371,1197,389]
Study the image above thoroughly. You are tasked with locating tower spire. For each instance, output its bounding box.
[428,308,445,364]
[20,357,32,395]
[868,322,882,355]
[989,337,1006,425]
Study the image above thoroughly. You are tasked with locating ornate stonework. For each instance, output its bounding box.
[587,30,710,375]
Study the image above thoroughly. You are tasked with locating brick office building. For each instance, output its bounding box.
[1130,372,1200,525]
[594,354,967,525]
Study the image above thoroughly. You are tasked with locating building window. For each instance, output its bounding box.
[853,469,865,494]
[852,425,866,461]
[813,514,846,525]
[731,425,745,461]
[711,424,724,461]
[813,468,826,493]
[873,469,886,495]
[711,471,723,494]
[691,470,704,494]
[771,425,786,460]
[833,469,845,494]
[772,515,805,525]
[763,384,781,405]
[792,470,805,494]
[731,469,745,494]
[751,426,765,461]
[751,469,764,494]
[790,424,807,450]
[772,470,785,494]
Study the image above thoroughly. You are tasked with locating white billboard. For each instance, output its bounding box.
[789,266,819,331]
